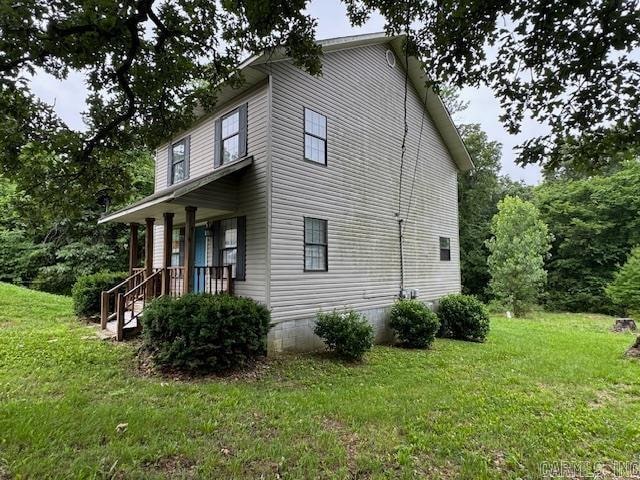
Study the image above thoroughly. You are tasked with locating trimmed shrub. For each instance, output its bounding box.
[141,293,271,373]
[314,309,374,361]
[438,294,490,342]
[72,271,128,317]
[389,299,440,348]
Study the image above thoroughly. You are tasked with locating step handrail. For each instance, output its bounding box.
[100,269,146,329]
[115,269,163,341]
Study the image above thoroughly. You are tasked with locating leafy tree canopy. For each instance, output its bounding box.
[1,0,320,211]
[487,196,551,316]
[606,247,640,317]
[1,0,638,211]
[345,0,640,174]
[535,160,640,314]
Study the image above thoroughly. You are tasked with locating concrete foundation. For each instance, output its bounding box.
[267,305,400,353]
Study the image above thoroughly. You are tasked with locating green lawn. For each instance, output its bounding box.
[1,283,640,479]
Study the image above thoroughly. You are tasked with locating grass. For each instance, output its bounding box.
[1,282,640,479]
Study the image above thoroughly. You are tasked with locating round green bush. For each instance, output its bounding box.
[314,310,374,361]
[437,294,490,342]
[389,299,440,348]
[71,271,128,317]
[141,293,271,373]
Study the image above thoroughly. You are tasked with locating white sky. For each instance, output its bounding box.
[30,0,542,184]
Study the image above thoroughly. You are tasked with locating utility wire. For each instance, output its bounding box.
[404,88,428,223]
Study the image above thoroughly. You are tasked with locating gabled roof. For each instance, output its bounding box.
[241,32,474,172]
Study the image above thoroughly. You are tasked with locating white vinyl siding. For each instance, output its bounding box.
[153,84,269,302]
[269,44,461,323]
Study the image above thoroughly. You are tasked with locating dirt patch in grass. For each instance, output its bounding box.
[322,417,360,476]
[142,454,196,477]
[135,347,272,383]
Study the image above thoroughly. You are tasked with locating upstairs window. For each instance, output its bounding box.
[169,138,189,185]
[222,110,240,164]
[440,237,451,261]
[304,108,327,165]
[304,217,328,271]
[215,104,248,168]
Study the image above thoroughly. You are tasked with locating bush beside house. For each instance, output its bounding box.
[437,294,490,342]
[389,299,440,348]
[141,294,271,373]
[314,310,374,361]
[72,271,128,317]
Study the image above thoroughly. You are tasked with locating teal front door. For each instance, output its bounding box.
[193,226,207,293]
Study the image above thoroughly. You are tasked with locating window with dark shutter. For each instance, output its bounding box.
[440,237,451,261]
[304,217,328,271]
[212,216,246,280]
[215,104,248,168]
[168,137,189,185]
[304,108,327,165]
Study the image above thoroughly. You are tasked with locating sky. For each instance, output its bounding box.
[30,0,543,184]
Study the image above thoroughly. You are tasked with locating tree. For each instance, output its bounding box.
[457,124,502,299]
[606,247,640,317]
[1,0,321,211]
[455,121,533,300]
[535,160,640,314]
[487,196,551,316]
[345,0,640,174]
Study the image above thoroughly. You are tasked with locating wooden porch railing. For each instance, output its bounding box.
[167,265,234,297]
[101,265,234,340]
[100,269,146,329]
[114,269,163,340]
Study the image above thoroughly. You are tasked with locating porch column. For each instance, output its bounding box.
[128,223,139,276]
[144,217,155,278]
[183,206,197,293]
[162,212,174,295]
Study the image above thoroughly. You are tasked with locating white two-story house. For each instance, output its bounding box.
[98,32,473,351]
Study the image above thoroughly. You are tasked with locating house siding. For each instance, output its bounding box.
[268,44,461,334]
[151,83,270,303]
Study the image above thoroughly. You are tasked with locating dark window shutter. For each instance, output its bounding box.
[167,143,173,186]
[238,103,248,158]
[236,215,246,281]
[214,118,222,168]
[212,220,221,267]
[184,136,191,179]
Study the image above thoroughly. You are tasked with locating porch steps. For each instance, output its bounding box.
[105,300,144,339]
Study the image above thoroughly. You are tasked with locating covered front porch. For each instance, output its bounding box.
[98,157,252,340]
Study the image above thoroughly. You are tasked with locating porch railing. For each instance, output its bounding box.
[101,265,234,340]
[166,265,234,297]
[100,269,146,329]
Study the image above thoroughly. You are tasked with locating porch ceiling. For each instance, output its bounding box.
[98,156,253,225]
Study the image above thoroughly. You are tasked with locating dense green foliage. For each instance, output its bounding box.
[437,294,490,342]
[346,1,640,173]
[536,161,640,314]
[3,283,640,478]
[0,153,153,295]
[606,248,640,317]
[1,1,321,211]
[389,299,440,348]
[314,310,374,361]
[487,196,551,317]
[457,123,532,299]
[71,271,128,318]
[141,294,271,373]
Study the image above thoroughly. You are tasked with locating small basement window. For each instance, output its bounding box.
[304,108,327,165]
[440,237,451,261]
[304,217,328,271]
